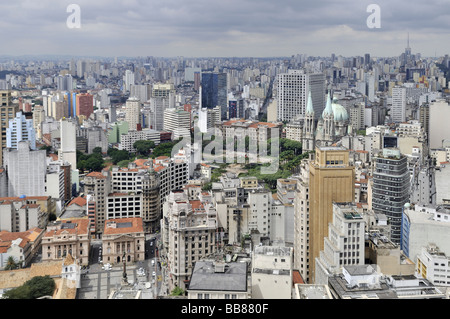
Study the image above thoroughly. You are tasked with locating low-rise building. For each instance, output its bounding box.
[42,218,91,265]
[251,245,293,299]
[187,260,249,299]
[101,217,145,265]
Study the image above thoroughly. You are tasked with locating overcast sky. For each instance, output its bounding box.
[1,0,449,58]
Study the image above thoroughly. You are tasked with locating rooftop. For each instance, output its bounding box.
[188,261,247,292]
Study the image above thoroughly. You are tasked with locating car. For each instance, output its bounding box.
[152,271,156,277]
[150,242,153,246]
[151,260,155,265]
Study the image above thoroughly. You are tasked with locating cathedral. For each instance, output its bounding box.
[302,92,351,152]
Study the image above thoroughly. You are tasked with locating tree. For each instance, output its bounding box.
[133,140,155,157]
[108,148,131,164]
[170,286,185,296]
[4,256,19,271]
[2,275,55,299]
[92,146,103,154]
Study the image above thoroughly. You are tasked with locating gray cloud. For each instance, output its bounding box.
[0,0,449,57]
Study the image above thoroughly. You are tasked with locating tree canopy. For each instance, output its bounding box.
[133,140,155,157]
[2,275,55,299]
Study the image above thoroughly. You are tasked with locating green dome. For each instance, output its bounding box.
[331,102,349,122]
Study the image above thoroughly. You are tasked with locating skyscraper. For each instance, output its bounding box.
[201,72,228,120]
[0,90,19,165]
[6,112,36,150]
[308,146,355,283]
[372,148,410,245]
[391,86,406,123]
[3,140,47,197]
[59,118,78,170]
[76,93,94,118]
[276,69,325,121]
[125,97,141,131]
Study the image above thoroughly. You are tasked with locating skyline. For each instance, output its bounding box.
[1,0,450,58]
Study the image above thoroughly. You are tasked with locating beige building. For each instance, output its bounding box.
[83,171,111,237]
[124,97,141,131]
[365,231,415,277]
[308,146,355,283]
[0,90,19,165]
[42,218,91,266]
[101,217,145,265]
[161,190,217,291]
[251,245,293,299]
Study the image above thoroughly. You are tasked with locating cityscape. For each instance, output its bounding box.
[1,0,450,307]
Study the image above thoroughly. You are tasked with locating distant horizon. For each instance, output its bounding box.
[1,1,449,58]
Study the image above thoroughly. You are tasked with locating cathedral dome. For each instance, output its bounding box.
[331,102,349,122]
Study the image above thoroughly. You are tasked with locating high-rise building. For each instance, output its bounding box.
[201,72,228,120]
[391,86,406,123]
[84,171,111,237]
[161,190,217,291]
[123,70,135,93]
[314,202,365,285]
[429,99,450,149]
[75,93,94,118]
[3,141,47,197]
[6,112,36,150]
[308,146,355,283]
[276,70,325,121]
[59,118,78,170]
[124,97,141,131]
[163,107,190,139]
[0,90,19,165]
[372,148,409,245]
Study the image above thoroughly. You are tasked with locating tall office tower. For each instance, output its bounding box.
[194,72,201,91]
[276,69,325,121]
[69,59,76,76]
[391,86,406,123]
[163,107,190,139]
[59,118,78,170]
[6,112,36,150]
[152,83,175,98]
[366,73,375,102]
[125,97,141,131]
[130,84,152,102]
[364,53,371,66]
[308,146,355,283]
[3,141,47,197]
[372,148,409,245]
[429,99,450,149]
[123,70,135,93]
[0,90,19,165]
[201,72,228,120]
[56,74,73,91]
[228,99,237,119]
[75,93,94,118]
[314,202,365,285]
[148,96,174,131]
[76,60,86,79]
